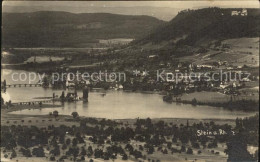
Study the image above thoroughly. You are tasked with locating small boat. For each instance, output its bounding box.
[100,93,106,97]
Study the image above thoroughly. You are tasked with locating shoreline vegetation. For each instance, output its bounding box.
[173,98,259,112]
[2,102,256,135]
[0,103,241,126]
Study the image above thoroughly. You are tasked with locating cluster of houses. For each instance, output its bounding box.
[126,58,254,94]
[38,54,256,95]
[231,9,248,16]
[41,71,125,91]
[148,54,246,71]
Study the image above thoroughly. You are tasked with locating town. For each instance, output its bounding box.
[1,3,259,162]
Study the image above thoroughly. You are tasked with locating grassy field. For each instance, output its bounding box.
[182,37,259,67]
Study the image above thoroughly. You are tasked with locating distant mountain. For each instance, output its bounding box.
[134,8,260,51]
[3,5,181,21]
[2,11,164,48]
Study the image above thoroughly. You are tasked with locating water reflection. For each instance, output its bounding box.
[7,89,256,119]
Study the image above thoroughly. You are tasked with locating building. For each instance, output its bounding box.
[231,9,247,16]
[197,64,214,70]
[148,55,158,59]
[241,9,248,16]
[220,82,230,89]
[231,11,239,16]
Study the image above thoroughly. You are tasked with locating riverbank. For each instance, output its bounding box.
[1,104,72,127]
[172,98,259,112]
[1,104,239,128]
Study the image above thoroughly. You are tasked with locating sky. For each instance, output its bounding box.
[3,1,260,21]
[3,1,260,8]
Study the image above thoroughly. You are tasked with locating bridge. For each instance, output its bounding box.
[5,84,42,88]
[12,99,53,105]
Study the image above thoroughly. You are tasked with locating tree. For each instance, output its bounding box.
[87,146,93,157]
[71,112,79,119]
[66,138,71,145]
[76,132,84,143]
[172,137,177,143]
[132,150,142,159]
[62,144,67,150]
[180,134,189,144]
[253,150,258,161]
[139,145,144,151]
[122,154,128,160]
[32,147,45,157]
[50,146,60,156]
[167,142,172,149]
[186,148,193,154]
[2,133,17,150]
[72,138,78,146]
[94,149,103,158]
[162,148,168,154]
[103,152,110,160]
[1,97,4,105]
[81,156,85,161]
[59,135,65,144]
[191,98,197,106]
[146,144,154,154]
[20,148,32,157]
[66,147,79,160]
[81,147,87,156]
[53,110,59,118]
[11,150,17,158]
[225,134,254,161]
[125,144,134,153]
[59,155,68,161]
[181,145,186,152]
[192,142,200,149]
[50,156,55,161]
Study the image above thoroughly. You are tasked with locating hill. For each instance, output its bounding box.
[133,8,260,55]
[2,11,164,48]
[3,5,180,21]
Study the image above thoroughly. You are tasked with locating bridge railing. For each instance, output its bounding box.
[12,99,53,105]
[5,84,42,88]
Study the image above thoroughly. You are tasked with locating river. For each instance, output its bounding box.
[1,69,256,119]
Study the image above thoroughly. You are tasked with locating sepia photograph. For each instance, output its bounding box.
[1,1,259,162]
